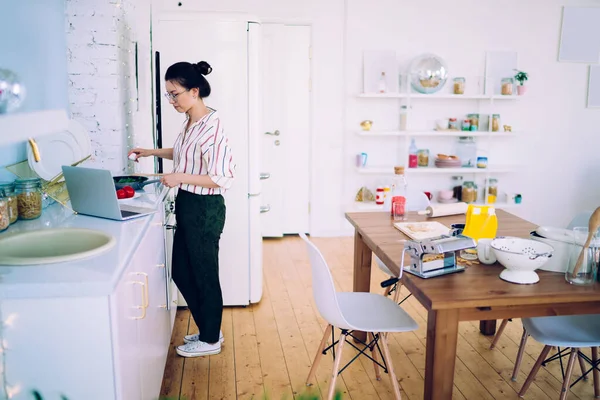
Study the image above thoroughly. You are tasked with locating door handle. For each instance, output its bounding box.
[259,173,270,180]
[265,130,280,136]
[260,205,271,213]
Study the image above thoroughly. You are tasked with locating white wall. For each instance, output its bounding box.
[343,0,600,233]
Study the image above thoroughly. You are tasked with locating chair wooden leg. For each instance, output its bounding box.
[559,348,579,400]
[383,286,392,297]
[306,324,333,386]
[578,351,588,380]
[327,332,347,400]
[519,345,552,396]
[392,282,402,303]
[512,328,529,381]
[592,347,599,398]
[368,332,381,381]
[490,319,509,349]
[380,334,402,400]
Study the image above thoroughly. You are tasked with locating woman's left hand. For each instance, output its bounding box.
[160,173,184,188]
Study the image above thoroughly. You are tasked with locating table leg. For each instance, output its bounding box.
[353,230,372,343]
[480,320,497,336]
[425,309,459,400]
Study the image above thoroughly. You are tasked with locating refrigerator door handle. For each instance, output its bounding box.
[259,173,270,180]
[265,130,280,136]
[260,204,271,213]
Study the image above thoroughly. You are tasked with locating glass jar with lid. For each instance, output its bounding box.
[453,77,465,94]
[491,114,501,132]
[501,77,514,95]
[487,178,498,204]
[14,178,43,220]
[0,181,18,224]
[451,176,463,200]
[0,196,9,232]
[469,113,479,131]
[462,181,477,203]
[455,136,477,167]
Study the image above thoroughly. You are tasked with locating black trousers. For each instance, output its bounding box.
[172,189,226,344]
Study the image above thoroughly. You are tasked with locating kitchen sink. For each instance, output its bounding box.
[0,228,116,265]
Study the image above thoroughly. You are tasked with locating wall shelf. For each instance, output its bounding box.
[356,166,519,175]
[357,93,520,100]
[356,130,518,137]
[0,109,69,147]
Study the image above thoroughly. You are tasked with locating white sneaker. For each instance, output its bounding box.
[176,340,221,357]
[184,330,224,344]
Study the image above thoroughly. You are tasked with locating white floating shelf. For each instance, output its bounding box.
[356,166,519,175]
[0,109,69,147]
[349,201,521,213]
[356,130,518,137]
[357,93,520,100]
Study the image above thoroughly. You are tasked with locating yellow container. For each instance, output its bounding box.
[462,205,498,242]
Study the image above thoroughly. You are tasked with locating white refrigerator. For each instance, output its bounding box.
[153,13,264,306]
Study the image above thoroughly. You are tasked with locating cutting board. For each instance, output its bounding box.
[393,221,450,241]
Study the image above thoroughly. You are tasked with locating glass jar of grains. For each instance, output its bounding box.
[417,149,430,167]
[14,178,43,220]
[462,181,477,203]
[0,196,9,232]
[0,182,18,224]
[492,114,501,132]
[501,78,514,95]
[487,178,498,204]
[453,77,465,95]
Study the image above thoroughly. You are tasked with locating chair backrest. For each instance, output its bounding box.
[298,233,351,328]
[567,210,593,229]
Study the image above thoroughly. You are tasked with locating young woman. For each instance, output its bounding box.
[129,60,235,357]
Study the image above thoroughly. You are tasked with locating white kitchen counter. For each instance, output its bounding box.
[0,183,171,299]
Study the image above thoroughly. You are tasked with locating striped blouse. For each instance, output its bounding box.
[172,108,235,195]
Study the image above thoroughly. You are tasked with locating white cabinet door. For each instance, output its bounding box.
[110,262,144,400]
[135,214,172,400]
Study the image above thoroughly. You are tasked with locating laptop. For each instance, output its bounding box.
[62,166,157,221]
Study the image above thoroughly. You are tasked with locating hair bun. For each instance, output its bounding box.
[196,61,212,76]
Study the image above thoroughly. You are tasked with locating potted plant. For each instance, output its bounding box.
[514,70,528,95]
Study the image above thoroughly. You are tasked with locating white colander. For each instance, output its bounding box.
[490,237,554,284]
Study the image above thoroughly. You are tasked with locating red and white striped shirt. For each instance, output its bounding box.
[172,109,235,195]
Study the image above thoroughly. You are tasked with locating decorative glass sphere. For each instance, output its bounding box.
[0,69,26,114]
[408,54,449,94]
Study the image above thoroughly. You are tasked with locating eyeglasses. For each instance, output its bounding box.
[164,89,189,102]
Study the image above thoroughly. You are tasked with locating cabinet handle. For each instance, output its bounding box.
[156,263,165,268]
[159,304,167,309]
[135,272,149,308]
[131,281,146,320]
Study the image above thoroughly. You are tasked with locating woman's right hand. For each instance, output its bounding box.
[128,148,154,162]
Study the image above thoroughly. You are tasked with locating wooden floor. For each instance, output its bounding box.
[160,236,599,400]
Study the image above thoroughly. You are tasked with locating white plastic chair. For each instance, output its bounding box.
[517,314,600,399]
[299,233,418,400]
[374,190,430,303]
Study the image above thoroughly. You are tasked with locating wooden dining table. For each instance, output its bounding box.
[346,209,600,400]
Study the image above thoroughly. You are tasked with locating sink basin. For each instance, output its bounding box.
[0,228,116,265]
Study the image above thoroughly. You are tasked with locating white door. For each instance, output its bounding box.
[260,24,311,237]
[153,14,252,306]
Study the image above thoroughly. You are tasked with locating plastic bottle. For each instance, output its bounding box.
[408,138,418,168]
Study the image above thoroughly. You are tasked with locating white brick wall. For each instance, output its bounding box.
[65,0,138,173]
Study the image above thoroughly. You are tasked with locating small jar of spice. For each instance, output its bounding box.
[0,182,18,224]
[453,77,465,95]
[501,78,514,95]
[14,178,43,220]
[491,114,501,132]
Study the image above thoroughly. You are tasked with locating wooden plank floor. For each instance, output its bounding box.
[160,236,598,399]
